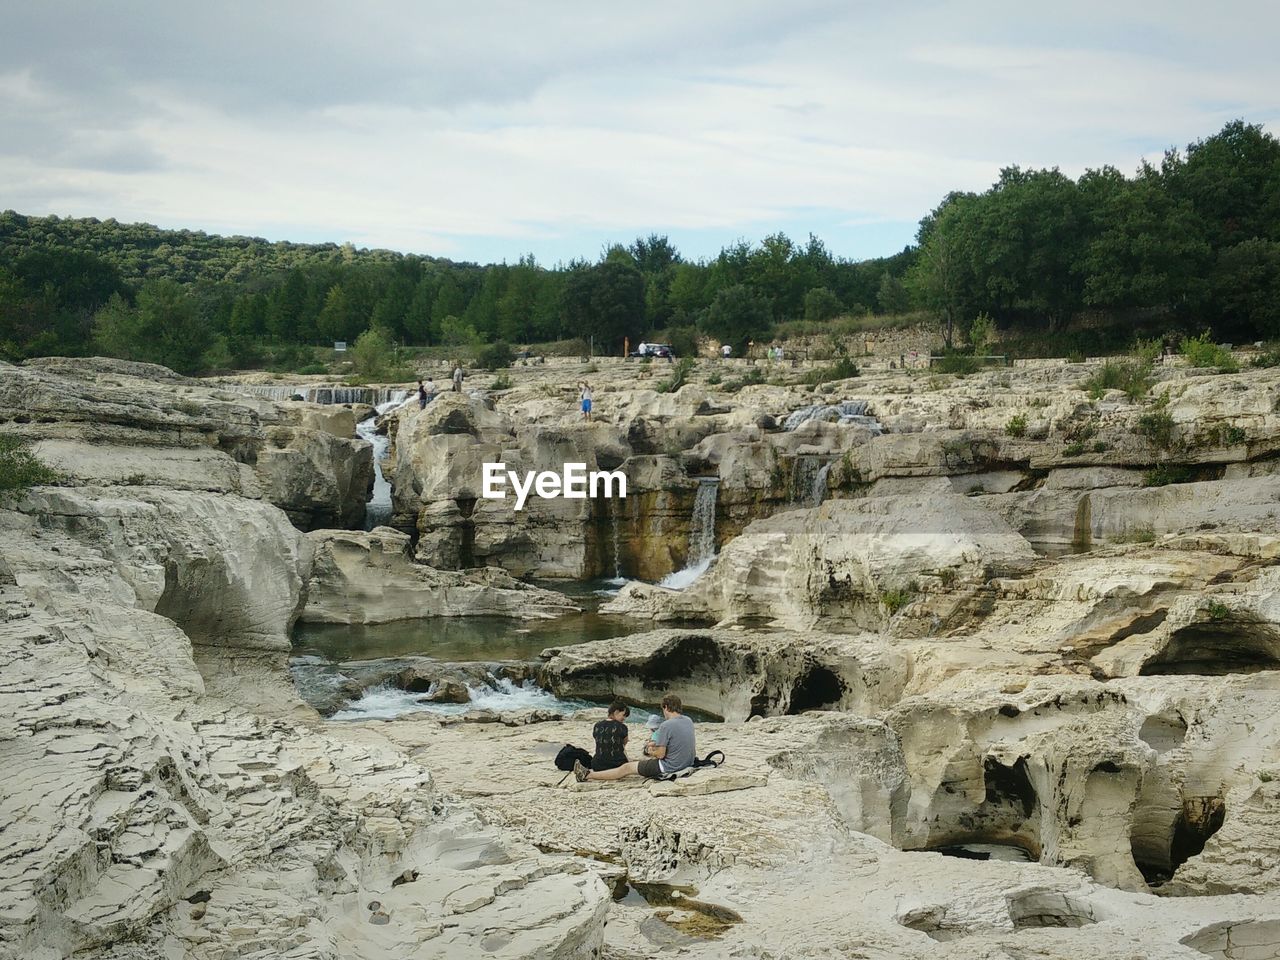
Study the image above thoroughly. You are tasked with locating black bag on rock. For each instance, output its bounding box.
[554,744,592,772]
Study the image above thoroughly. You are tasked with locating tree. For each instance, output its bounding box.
[266,269,308,341]
[1213,239,1280,337]
[907,196,975,348]
[803,286,842,322]
[876,272,911,314]
[316,285,355,342]
[94,280,209,373]
[350,326,394,377]
[700,284,773,353]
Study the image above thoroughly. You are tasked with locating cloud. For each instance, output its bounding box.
[1,1,1276,263]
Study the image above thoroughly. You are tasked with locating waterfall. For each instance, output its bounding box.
[608,497,623,581]
[658,478,719,590]
[783,400,881,433]
[218,384,411,406]
[790,455,820,504]
[355,396,409,530]
[812,461,834,506]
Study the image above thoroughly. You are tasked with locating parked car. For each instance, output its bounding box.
[630,343,673,358]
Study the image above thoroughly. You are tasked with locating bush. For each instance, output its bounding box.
[1005,414,1027,438]
[880,587,914,615]
[490,372,513,390]
[656,356,695,393]
[706,371,722,385]
[1203,599,1231,620]
[967,312,995,354]
[1181,332,1238,372]
[799,356,859,385]
[1082,360,1152,401]
[1062,441,1087,457]
[350,327,394,377]
[935,351,980,375]
[723,366,765,393]
[1142,464,1194,487]
[1251,347,1280,368]
[0,435,58,496]
[475,340,515,371]
[1136,411,1176,448]
[296,363,328,375]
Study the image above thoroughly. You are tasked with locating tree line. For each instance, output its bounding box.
[1,119,1277,374]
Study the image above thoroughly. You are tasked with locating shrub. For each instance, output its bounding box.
[1005,414,1028,438]
[1082,360,1152,401]
[706,371,722,385]
[1113,526,1156,544]
[490,373,513,390]
[1142,464,1194,487]
[1220,425,1247,446]
[800,356,859,385]
[656,357,695,393]
[0,436,59,496]
[723,366,765,393]
[1063,441,1087,457]
[1181,332,1238,372]
[967,312,996,354]
[351,327,395,377]
[1203,599,1231,620]
[880,587,914,615]
[1136,411,1176,448]
[1093,440,1108,453]
[1251,348,1280,368]
[935,351,980,375]
[475,340,515,371]
[296,363,328,375]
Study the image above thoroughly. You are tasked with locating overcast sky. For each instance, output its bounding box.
[2,1,1277,265]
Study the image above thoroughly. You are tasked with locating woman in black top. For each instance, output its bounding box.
[592,702,630,771]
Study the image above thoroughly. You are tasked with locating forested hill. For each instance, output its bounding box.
[2,119,1278,375]
[0,211,444,286]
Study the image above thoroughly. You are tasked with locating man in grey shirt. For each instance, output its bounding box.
[576,694,695,782]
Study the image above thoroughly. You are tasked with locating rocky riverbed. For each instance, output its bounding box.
[5,352,1280,958]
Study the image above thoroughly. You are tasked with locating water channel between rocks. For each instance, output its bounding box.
[290,579,710,723]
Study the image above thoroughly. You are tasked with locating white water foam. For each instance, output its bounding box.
[657,479,718,590]
[329,677,586,721]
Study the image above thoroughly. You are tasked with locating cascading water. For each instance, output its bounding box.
[609,497,623,580]
[356,395,409,529]
[783,399,882,433]
[658,478,719,590]
[812,461,834,506]
[220,384,411,406]
[790,455,822,504]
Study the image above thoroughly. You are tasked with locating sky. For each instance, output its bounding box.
[1,1,1278,267]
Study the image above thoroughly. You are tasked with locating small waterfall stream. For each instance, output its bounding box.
[356,395,410,530]
[608,497,623,580]
[658,478,719,590]
[783,399,881,433]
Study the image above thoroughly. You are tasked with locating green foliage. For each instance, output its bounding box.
[1082,360,1152,401]
[490,372,513,390]
[705,371,722,385]
[1005,414,1028,438]
[803,286,842,322]
[967,312,996,354]
[1113,526,1156,544]
[4,118,1280,366]
[93,280,210,374]
[350,327,395,377]
[701,284,773,355]
[656,357,695,393]
[1203,599,1231,621]
[1136,410,1176,448]
[880,587,914,615]
[663,324,699,359]
[1142,464,1194,486]
[1180,331,1239,371]
[934,351,980,375]
[474,340,515,371]
[723,367,765,393]
[296,363,328,375]
[799,356,859,385]
[0,435,59,495]
[1062,441,1087,456]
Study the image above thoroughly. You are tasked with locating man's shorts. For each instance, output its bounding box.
[637,759,662,779]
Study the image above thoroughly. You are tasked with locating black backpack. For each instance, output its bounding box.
[554,744,592,772]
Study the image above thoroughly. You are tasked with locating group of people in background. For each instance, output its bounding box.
[415,363,466,410]
[574,694,696,783]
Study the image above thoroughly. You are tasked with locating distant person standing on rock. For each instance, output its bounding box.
[721,344,732,360]
[580,381,593,421]
[423,377,437,406]
[417,379,428,409]
[451,363,464,392]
